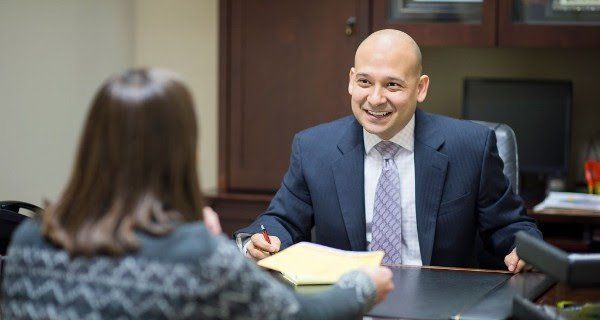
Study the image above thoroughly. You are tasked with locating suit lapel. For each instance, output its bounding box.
[414,109,448,265]
[332,119,366,251]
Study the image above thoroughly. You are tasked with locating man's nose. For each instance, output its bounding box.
[367,86,386,107]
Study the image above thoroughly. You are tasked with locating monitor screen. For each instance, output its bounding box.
[462,78,572,176]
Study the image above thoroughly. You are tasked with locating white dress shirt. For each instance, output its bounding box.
[364,114,422,265]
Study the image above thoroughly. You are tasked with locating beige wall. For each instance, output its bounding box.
[133,0,219,193]
[0,0,219,205]
[0,0,135,205]
[421,48,599,184]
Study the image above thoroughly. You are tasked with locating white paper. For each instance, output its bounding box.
[534,192,600,212]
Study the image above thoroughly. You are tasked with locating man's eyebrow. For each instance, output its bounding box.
[356,73,407,85]
[387,77,408,85]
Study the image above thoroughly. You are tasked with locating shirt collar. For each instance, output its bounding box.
[363,113,415,154]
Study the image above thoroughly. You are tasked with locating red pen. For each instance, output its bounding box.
[261,224,272,244]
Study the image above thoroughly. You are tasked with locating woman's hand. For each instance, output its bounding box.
[202,206,222,235]
[360,266,394,304]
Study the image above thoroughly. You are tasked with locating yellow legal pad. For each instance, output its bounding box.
[257,242,384,285]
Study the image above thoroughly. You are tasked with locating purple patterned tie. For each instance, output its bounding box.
[370,141,402,264]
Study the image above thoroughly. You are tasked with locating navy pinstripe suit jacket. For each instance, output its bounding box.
[236,108,541,267]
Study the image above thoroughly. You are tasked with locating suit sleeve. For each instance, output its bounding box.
[477,130,542,256]
[234,134,314,249]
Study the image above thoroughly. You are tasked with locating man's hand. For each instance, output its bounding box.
[247,233,281,261]
[504,248,526,273]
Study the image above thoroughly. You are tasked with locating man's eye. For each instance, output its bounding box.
[388,82,400,88]
[357,79,370,85]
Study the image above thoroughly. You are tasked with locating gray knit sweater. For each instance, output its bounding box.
[0,220,376,319]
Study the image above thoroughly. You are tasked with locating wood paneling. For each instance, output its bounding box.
[218,0,230,192]
[221,0,369,192]
[206,193,272,237]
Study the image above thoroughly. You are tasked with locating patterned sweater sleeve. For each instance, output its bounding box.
[194,235,377,320]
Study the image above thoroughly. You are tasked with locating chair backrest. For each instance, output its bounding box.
[0,201,42,255]
[1,255,4,299]
[1,202,42,305]
[468,121,520,269]
[470,120,520,194]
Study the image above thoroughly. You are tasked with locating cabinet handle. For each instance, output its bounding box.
[345,16,356,36]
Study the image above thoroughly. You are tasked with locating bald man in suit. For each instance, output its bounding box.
[235,30,541,272]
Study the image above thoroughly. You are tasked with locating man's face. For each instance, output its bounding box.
[348,48,429,140]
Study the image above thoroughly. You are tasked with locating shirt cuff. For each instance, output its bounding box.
[235,233,252,256]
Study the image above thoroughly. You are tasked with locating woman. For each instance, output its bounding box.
[0,69,393,319]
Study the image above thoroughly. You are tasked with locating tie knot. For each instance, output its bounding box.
[374,141,401,160]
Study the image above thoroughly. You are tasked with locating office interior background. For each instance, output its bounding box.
[1,0,599,248]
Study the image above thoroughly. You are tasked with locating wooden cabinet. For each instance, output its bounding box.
[220,0,369,193]
[372,0,498,47]
[216,0,369,233]
[206,192,272,237]
[499,0,600,48]
[372,0,600,47]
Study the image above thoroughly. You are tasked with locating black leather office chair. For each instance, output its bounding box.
[0,201,42,255]
[0,254,4,302]
[471,121,520,269]
[471,120,520,195]
[0,201,41,300]
[0,254,4,298]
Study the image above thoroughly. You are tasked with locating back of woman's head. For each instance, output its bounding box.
[42,68,204,256]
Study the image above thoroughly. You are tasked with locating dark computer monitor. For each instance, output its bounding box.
[462,78,572,176]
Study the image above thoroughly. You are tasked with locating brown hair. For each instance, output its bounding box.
[42,68,204,256]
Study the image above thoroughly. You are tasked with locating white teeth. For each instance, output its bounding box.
[367,110,390,117]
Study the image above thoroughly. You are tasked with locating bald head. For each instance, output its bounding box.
[348,29,429,140]
[355,29,422,76]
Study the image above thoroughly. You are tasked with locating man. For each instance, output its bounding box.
[235,29,541,272]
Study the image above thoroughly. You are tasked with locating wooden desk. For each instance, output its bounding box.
[291,265,599,319]
[293,265,553,320]
[401,266,600,308]
[531,208,600,224]
[529,209,600,252]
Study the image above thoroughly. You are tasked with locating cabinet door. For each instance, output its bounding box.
[372,0,498,47]
[498,0,600,48]
[220,0,368,192]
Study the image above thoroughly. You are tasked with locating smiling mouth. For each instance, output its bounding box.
[364,109,392,118]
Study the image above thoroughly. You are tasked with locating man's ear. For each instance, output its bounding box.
[417,74,429,103]
[348,67,356,95]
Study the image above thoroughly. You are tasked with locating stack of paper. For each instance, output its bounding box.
[534,192,600,213]
[257,242,384,285]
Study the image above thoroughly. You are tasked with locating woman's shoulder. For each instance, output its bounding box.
[9,220,227,265]
[8,219,48,249]
[135,222,220,263]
